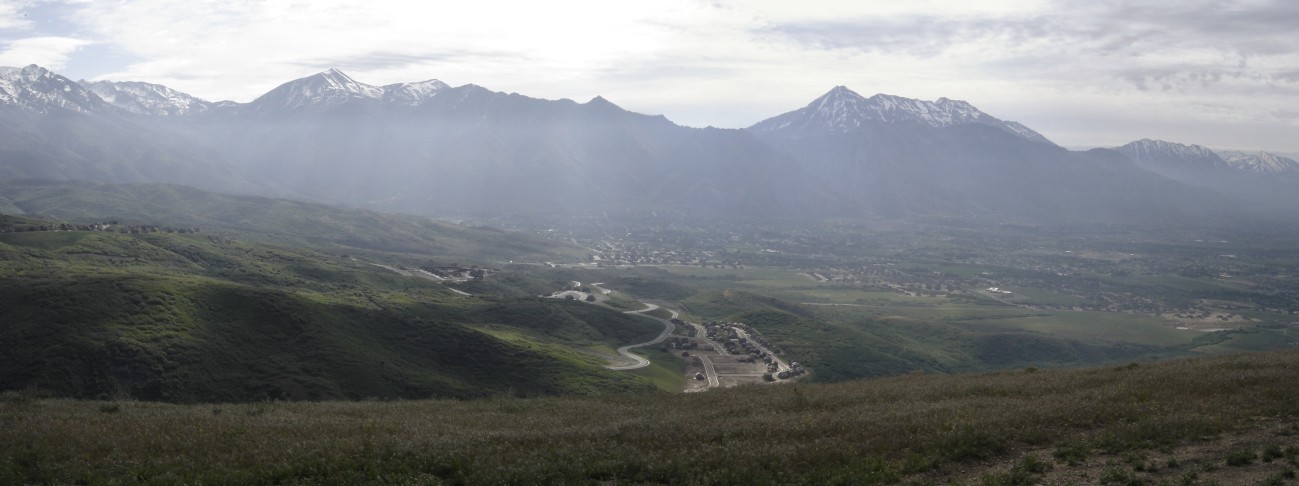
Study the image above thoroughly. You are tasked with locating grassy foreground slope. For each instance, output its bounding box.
[4,349,1298,484]
[0,219,659,402]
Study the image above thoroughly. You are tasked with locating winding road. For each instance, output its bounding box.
[550,283,722,390]
[604,302,679,370]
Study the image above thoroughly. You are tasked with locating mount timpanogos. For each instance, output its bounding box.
[0,64,1295,224]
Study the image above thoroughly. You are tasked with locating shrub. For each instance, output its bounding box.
[1053,440,1089,466]
[1225,449,1256,467]
[1262,444,1283,462]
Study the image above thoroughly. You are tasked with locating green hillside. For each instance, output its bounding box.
[4,349,1298,484]
[0,179,580,260]
[0,225,658,401]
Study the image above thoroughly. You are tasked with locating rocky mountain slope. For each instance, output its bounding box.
[747,87,1242,225]
[0,64,1288,226]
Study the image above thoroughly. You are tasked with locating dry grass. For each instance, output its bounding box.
[3,349,1298,484]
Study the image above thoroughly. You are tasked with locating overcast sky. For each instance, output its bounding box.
[1,0,1297,153]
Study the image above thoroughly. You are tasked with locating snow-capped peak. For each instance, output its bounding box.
[1115,139,1228,170]
[248,68,385,112]
[381,79,449,106]
[81,80,213,116]
[1115,139,1299,174]
[1217,150,1299,174]
[748,86,1054,144]
[0,64,110,114]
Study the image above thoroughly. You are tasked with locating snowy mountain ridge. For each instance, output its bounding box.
[382,79,452,106]
[747,85,1055,144]
[1114,139,1299,174]
[1119,138,1221,163]
[0,65,109,114]
[248,68,450,112]
[82,80,215,116]
[1218,151,1299,174]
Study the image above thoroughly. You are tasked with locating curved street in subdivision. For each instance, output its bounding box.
[605,302,677,370]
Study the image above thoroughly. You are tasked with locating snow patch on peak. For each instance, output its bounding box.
[1122,139,1218,159]
[381,79,449,106]
[1117,139,1299,174]
[0,64,108,114]
[249,68,384,112]
[81,80,212,116]
[1218,150,1299,174]
[1116,139,1228,170]
[750,86,1054,144]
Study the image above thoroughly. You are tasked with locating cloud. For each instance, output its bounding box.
[0,1,33,30]
[0,36,90,70]
[763,2,1299,73]
[64,0,700,101]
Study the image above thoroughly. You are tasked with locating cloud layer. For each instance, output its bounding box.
[2,0,1297,152]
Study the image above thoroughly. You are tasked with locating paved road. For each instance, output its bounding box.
[605,302,678,370]
[697,355,720,388]
[691,322,730,356]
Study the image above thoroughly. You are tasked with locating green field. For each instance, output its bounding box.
[625,348,688,392]
[604,262,1295,381]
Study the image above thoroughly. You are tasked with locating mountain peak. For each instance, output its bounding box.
[248,68,384,112]
[749,87,1053,144]
[0,64,109,114]
[0,64,51,79]
[824,85,862,98]
[582,95,628,114]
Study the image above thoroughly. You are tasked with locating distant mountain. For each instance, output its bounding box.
[1113,139,1299,211]
[1218,151,1299,174]
[0,66,260,193]
[185,69,816,218]
[0,65,1286,227]
[0,65,112,114]
[246,68,386,113]
[749,86,1053,144]
[381,79,451,106]
[81,80,214,116]
[748,87,1240,225]
[244,68,450,114]
[1115,139,1229,172]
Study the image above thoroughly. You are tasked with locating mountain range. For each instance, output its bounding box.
[0,64,1293,227]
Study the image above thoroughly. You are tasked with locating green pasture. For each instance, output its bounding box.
[979,311,1199,347]
[0,231,89,250]
[625,347,688,392]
